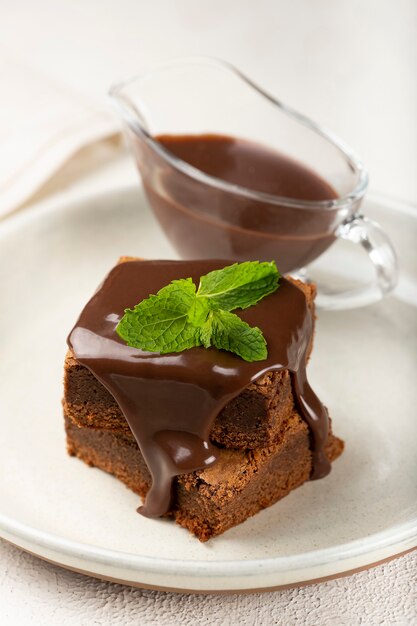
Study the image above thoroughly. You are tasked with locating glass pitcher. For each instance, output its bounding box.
[109,57,397,310]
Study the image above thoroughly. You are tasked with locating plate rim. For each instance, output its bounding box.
[0,509,416,578]
[1,186,416,588]
[1,536,416,594]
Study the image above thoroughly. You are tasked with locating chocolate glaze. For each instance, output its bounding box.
[130,134,339,273]
[68,259,330,517]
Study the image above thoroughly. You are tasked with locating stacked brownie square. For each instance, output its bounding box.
[63,276,343,542]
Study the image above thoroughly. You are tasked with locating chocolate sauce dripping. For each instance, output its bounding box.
[68,260,330,517]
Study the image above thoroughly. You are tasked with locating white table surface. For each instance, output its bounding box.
[1,1,416,623]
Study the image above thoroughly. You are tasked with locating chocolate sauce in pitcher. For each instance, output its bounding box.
[133,134,339,274]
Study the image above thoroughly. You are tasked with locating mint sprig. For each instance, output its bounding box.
[116,279,199,353]
[116,261,280,362]
[200,310,268,362]
[198,260,279,311]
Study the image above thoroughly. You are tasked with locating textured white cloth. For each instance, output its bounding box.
[0,540,415,626]
[0,49,119,216]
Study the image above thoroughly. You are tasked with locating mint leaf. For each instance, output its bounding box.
[116,279,201,353]
[197,260,280,311]
[200,310,267,362]
[116,261,280,361]
[187,295,210,327]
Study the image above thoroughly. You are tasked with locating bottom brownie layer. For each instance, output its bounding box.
[65,414,343,541]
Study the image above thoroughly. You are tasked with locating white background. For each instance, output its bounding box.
[1,0,416,202]
[1,1,416,624]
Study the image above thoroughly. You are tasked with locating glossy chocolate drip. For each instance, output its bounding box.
[68,260,330,517]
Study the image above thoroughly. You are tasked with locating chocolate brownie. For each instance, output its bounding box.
[64,260,316,450]
[64,257,342,538]
[65,412,343,541]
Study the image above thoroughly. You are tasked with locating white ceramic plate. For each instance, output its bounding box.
[0,188,416,592]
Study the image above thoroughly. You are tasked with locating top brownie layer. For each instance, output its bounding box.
[64,355,294,449]
[64,261,316,450]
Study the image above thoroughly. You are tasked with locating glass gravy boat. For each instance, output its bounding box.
[109,57,397,310]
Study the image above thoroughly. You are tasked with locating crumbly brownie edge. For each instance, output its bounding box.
[65,413,343,541]
[64,359,295,448]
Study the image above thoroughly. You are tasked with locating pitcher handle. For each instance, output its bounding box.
[311,214,398,310]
